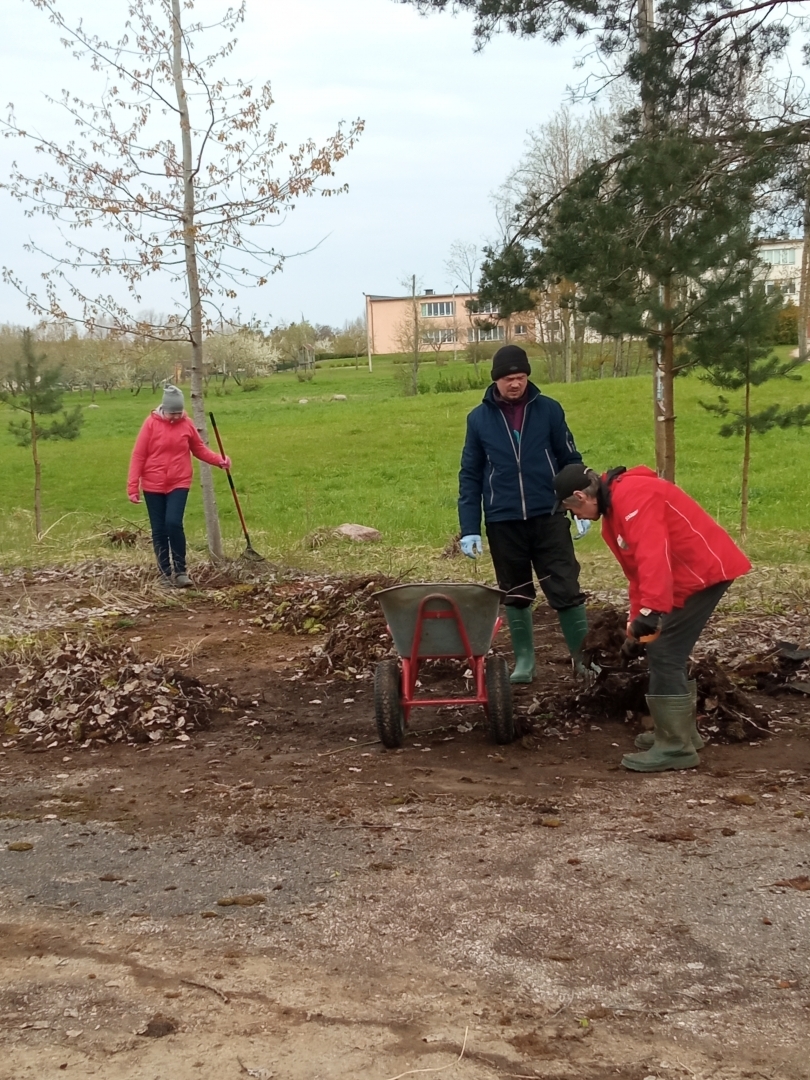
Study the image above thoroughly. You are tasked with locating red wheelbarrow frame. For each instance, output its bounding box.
[393,591,503,722]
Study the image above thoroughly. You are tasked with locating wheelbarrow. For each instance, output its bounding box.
[372,583,514,749]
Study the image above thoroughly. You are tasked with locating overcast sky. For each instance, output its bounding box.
[0,0,588,329]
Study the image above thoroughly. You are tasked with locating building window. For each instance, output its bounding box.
[514,324,527,336]
[468,326,505,342]
[422,329,457,344]
[761,247,797,265]
[421,301,455,318]
[470,300,499,315]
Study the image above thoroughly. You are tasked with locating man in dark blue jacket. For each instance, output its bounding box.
[458,344,589,682]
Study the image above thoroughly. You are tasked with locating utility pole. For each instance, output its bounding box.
[364,293,373,373]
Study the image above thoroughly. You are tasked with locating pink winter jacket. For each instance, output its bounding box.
[127,410,225,497]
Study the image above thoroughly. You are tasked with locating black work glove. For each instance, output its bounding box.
[628,610,664,643]
[620,637,646,660]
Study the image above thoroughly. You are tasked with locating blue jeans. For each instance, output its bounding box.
[143,489,189,577]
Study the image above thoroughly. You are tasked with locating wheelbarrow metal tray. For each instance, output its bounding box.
[375,583,504,659]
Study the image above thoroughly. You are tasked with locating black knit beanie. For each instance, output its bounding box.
[491,344,531,381]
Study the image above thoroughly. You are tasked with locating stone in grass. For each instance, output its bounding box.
[217,893,266,907]
[7,842,33,851]
[333,523,382,542]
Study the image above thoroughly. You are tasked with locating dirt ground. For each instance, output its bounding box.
[1,569,810,1080]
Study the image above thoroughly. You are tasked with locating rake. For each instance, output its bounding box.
[208,411,264,561]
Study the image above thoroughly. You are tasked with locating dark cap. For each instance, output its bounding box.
[491,344,531,381]
[553,463,597,511]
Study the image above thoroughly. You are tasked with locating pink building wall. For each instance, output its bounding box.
[365,291,533,355]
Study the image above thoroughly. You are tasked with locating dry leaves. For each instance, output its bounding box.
[217,893,266,907]
[770,876,810,891]
[1,638,232,749]
[246,574,396,676]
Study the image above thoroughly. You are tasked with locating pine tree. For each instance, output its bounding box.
[688,283,810,543]
[0,330,83,537]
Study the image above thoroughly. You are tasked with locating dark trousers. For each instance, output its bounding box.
[485,515,586,611]
[646,581,731,696]
[143,488,189,577]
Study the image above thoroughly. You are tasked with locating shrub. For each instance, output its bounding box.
[433,369,490,395]
[774,302,799,346]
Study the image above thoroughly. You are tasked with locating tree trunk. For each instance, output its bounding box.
[171,0,223,560]
[561,306,572,384]
[410,275,420,395]
[612,334,622,378]
[30,408,42,538]
[638,0,676,477]
[799,182,810,362]
[574,317,585,380]
[740,356,751,545]
[658,309,676,482]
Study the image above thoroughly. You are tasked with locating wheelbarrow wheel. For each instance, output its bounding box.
[485,654,514,745]
[374,659,405,749]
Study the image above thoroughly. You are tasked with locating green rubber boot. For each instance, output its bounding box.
[504,605,536,684]
[634,680,705,751]
[622,694,700,772]
[557,604,590,676]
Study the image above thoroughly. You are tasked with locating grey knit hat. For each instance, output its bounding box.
[161,385,184,414]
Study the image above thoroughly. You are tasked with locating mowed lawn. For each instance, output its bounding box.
[0,353,808,570]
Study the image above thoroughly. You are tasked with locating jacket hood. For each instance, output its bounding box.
[609,464,655,481]
[482,381,541,407]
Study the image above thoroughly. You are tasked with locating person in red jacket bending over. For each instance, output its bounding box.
[127,386,230,588]
[552,463,751,772]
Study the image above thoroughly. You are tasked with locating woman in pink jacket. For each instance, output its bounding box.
[127,386,230,587]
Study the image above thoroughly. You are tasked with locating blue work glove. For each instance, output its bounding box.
[460,534,483,559]
[572,517,591,540]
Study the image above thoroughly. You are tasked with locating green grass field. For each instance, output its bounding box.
[1,353,808,589]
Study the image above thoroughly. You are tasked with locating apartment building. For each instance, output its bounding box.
[364,290,531,356]
[755,237,802,298]
[365,240,805,357]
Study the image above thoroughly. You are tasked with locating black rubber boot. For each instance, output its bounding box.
[635,680,704,750]
[504,606,536,684]
[622,694,700,772]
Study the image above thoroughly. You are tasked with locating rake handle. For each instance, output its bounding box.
[208,412,251,543]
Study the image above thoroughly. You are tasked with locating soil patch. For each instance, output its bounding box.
[0,567,809,1079]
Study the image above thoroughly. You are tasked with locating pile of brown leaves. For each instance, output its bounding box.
[247,574,397,676]
[574,607,775,741]
[1,639,232,749]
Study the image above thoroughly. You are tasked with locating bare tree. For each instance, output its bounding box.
[396,275,426,395]
[445,241,483,363]
[333,317,368,368]
[493,103,618,241]
[2,0,362,558]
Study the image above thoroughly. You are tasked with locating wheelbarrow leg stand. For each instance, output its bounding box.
[401,657,415,725]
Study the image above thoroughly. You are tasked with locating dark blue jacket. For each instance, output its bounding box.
[458,382,582,536]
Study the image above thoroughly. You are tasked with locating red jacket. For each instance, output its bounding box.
[601,466,751,618]
[127,410,224,497]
